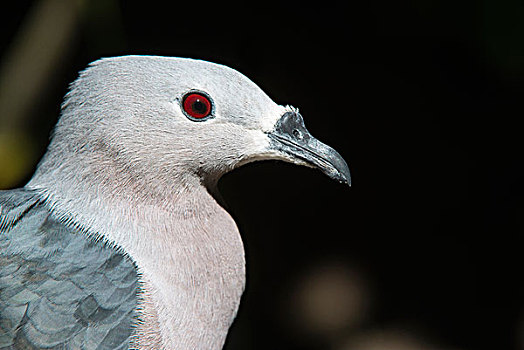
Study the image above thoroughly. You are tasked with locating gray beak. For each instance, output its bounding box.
[267,111,351,186]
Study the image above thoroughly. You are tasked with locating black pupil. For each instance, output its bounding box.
[192,99,207,114]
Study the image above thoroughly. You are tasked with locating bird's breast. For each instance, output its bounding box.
[129,197,246,350]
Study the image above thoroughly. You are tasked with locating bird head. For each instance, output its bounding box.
[37,56,350,197]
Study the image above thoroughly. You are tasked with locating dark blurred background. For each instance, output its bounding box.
[1,1,523,349]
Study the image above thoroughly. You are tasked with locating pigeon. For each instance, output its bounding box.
[0,56,350,349]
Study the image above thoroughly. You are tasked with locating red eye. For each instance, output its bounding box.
[182,92,212,120]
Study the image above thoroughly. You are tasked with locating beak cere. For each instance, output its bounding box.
[267,111,351,186]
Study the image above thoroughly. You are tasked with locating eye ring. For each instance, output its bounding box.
[181,91,214,121]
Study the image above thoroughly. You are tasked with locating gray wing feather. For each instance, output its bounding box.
[0,189,139,350]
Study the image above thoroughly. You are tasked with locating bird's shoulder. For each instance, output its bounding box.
[0,188,140,350]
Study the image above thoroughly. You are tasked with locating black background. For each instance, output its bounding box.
[1,1,523,349]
